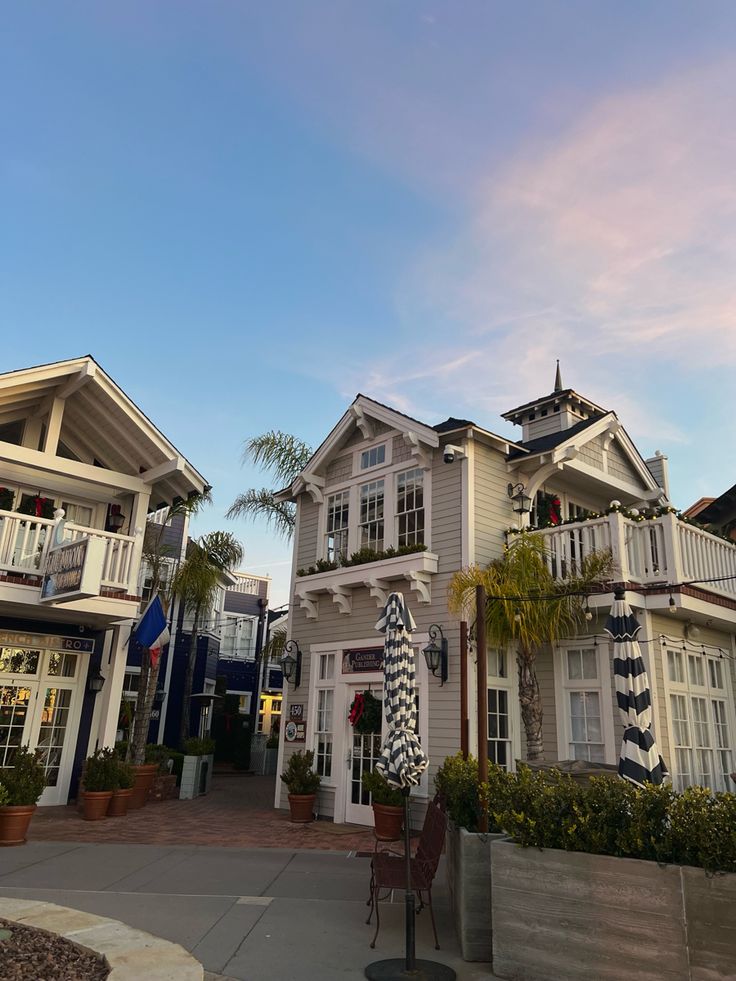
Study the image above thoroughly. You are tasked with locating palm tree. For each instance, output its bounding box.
[226,431,313,538]
[448,533,612,762]
[172,530,244,748]
[129,492,210,766]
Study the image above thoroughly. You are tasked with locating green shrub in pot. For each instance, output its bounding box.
[0,747,47,805]
[280,750,321,795]
[362,768,403,807]
[83,748,118,792]
[183,737,215,757]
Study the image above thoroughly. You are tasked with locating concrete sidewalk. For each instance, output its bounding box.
[0,842,496,981]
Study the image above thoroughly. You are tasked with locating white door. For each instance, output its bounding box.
[344,684,384,825]
[0,645,86,805]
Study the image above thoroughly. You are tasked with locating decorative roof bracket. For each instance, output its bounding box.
[350,404,375,440]
[327,584,352,616]
[404,570,431,605]
[364,577,390,608]
[295,588,319,620]
[403,431,433,471]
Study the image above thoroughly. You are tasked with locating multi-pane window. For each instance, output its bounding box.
[488,647,513,770]
[396,469,424,548]
[326,492,350,562]
[667,648,734,792]
[220,617,238,657]
[360,444,386,470]
[565,647,605,762]
[359,480,384,551]
[315,689,334,778]
[319,653,335,681]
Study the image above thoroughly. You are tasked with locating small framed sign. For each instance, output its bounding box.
[342,647,384,674]
[284,721,306,742]
[289,704,304,720]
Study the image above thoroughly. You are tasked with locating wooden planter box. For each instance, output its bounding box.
[179,754,214,800]
[149,773,179,802]
[445,822,504,962]
[491,838,736,981]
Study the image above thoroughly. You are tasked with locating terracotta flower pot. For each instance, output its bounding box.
[108,788,133,817]
[0,805,36,846]
[82,790,113,821]
[372,803,404,841]
[288,793,316,823]
[128,764,158,810]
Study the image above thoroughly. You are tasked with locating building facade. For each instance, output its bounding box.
[0,357,207,803]
[274,375,736,825]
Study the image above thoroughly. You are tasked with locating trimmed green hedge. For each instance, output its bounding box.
[435,753,736,874]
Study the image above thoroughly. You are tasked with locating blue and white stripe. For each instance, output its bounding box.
[374,591,429,789]
[605,592,668,787]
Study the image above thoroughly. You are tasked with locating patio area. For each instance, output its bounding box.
[28,774,378,852]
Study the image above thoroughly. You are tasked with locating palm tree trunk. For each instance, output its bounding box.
[179,607,200,749]
[517,647,544,762]
[130,649,162,764]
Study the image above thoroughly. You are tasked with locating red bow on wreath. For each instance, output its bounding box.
[34,495,48,517]
[349,692,365,727]
[550,497,561,526]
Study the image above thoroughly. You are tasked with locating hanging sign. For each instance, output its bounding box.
[39,537,106,604]
[0,631,95,653]
[342,647,383,674]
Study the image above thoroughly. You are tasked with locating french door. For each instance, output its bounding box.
[0,647,85,805]
[344,685,384,825]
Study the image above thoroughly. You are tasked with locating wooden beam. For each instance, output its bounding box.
[42,397,65,455]
[0,439,147,493]
[73,387,158,470]
[140,456,185,484]
[57,361,96,399]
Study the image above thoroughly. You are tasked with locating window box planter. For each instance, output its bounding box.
[445,822,505,962]
[490,838,736,981]
[180,754,214,800]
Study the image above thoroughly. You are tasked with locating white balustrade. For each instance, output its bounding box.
[534,511,736,600]
[229,576,263,595]
[0,509,137,594]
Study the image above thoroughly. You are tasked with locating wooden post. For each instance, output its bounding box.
[476,585,488,832]
[460,620,469,759]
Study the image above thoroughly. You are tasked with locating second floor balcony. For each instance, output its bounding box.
[0,508,137,596]
[531,510,736,603]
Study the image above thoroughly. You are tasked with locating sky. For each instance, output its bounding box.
[3,3,736,606]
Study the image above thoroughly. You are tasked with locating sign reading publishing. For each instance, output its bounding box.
[39,537,106,604]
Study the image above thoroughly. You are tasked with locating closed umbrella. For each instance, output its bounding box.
[605,589,667,786]
[365,592,453,981]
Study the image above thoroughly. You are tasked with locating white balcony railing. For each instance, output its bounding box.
[0,509,137,594]
[535,512,736,601]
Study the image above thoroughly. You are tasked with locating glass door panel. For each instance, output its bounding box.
[345,690,383,825]
[0,685,34,767]
[35,687,73,788]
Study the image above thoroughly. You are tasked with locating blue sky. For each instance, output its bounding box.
[3,3,736,605]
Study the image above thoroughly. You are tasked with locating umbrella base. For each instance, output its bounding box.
[364,958,456,981]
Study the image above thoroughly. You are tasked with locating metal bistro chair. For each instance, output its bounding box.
[365,797,448,950]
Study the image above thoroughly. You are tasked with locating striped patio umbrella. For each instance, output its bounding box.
[375,591,428,788]
[605,590,668,786]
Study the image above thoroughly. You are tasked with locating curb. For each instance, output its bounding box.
[0,898,203,980]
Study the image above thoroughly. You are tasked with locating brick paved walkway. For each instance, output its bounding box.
[29,774,378,851]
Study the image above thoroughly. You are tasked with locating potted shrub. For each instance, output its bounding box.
[0,746,47,846]
[81,748,117,820]
[108,759,135,817]
[362,768,404,840]
[280,750,321,823]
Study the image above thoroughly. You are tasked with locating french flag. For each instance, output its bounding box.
[133,595,170,668]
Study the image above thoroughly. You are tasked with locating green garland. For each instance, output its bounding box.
[349,690,383,734]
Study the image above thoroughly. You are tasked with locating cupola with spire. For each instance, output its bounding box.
[502,361,608,443]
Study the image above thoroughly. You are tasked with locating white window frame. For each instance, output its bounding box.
[554,643,616,765]
[315,434,432,564]
[395,468,426,550]
[325,490,350,563]
[353,439,392,476]
[311,650,338,786]
[487,646,521,771]
[662,643,736,793]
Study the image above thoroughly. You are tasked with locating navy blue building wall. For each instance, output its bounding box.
[162,632,219,747]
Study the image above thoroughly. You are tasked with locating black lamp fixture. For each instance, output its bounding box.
[507,482,532,514]
[422,624,448,685]
[87,665,105,695]
[153,685,167,705]
[280,640,302,688]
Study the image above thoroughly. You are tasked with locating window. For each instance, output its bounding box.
[396,469,424,548]
[319,653,335,680]
[325,491,349,562]
[220,617,238,657]
[563,647,605,762]
[62,502,94,526]
[488,647,514,770]
[141,563,171,606]
[315,689,333,778]
[360,444,386,471]
[359,480,384,551]
[122,671,140,696]
[666,647,733,792]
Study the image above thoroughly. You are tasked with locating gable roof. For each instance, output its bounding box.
[506,415,603,460]
[689,485,736,527]
[0,355,208,504]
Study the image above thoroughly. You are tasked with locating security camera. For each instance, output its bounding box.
[443,444,464,464]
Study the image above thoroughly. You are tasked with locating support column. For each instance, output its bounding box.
[127,490,151,595]
[93,625,131,750]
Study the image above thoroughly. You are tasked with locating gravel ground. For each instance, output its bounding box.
[0,918,109,981]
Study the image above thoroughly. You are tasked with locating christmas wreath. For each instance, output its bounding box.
[348,690,382,734]
[0,487,14,511]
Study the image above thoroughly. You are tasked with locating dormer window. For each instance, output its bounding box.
[360,444,386,471]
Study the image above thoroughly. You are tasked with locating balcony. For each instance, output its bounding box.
[294,549,439,619]
[534,511,736,601]
[0,509,137,595]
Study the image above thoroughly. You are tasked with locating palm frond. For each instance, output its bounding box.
[226,488,296,539]
[243,431,313,486]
